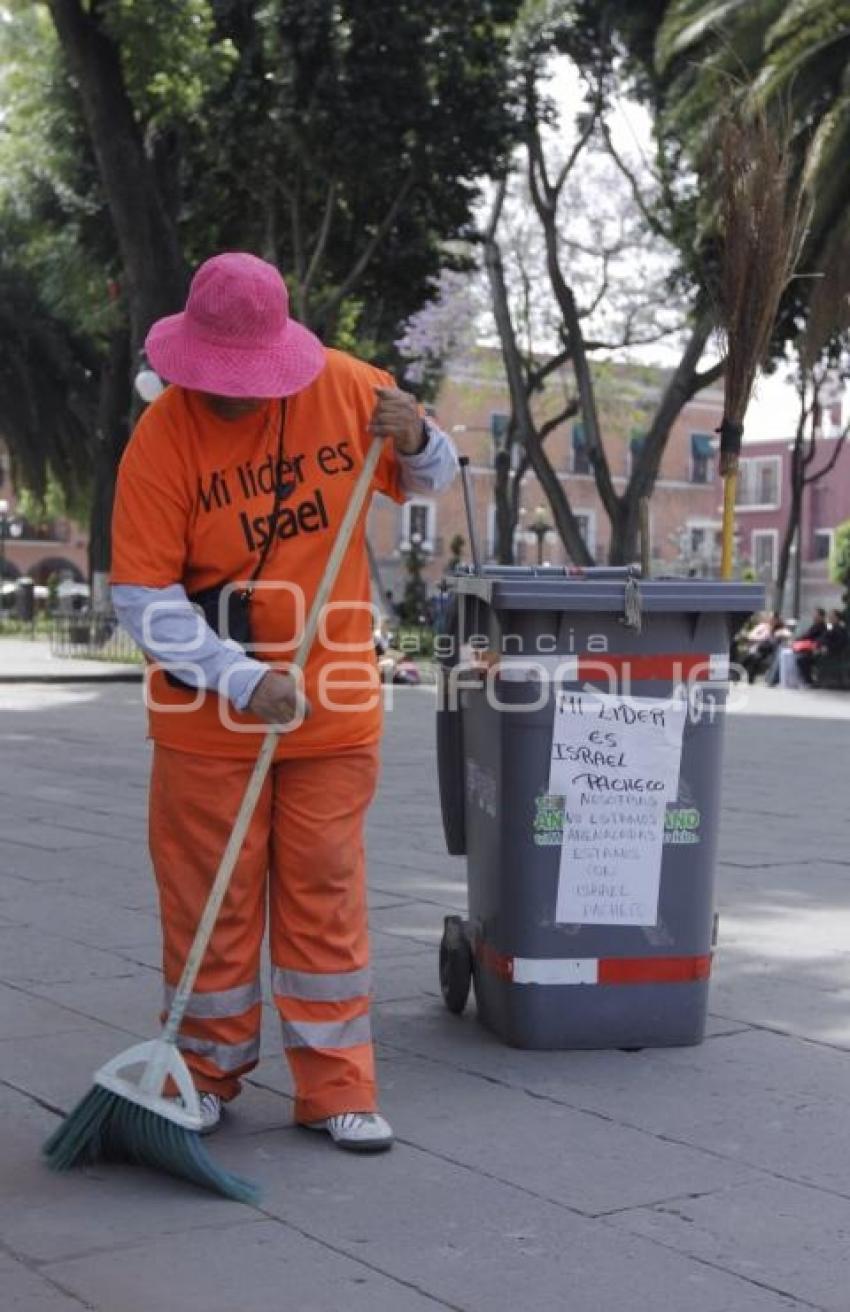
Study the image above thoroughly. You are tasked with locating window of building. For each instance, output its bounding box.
[690,433,715,484]
[488,413,524,471]
[682,519,722,572]
[486,504,498,558]
[751,529,778,579]
[628,430,646,478]
[737,456,780,508]
[487,504,528,562]
[572,423,590,475]
[572,510,596,558]
[490,412,510,444]
[813,529,834,562]
[400,499,436,552]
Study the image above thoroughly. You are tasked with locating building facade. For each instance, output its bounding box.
[367,350,729,603]
[734,415,850,617]
[0,440,88,585]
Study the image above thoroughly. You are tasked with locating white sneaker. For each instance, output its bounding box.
[197,1092,222,1136]
[305,1111,394,1153]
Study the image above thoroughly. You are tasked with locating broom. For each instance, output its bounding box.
[43,435,384,1201]
[714,108,809,579]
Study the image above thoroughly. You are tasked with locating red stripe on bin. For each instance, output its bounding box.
[597,954,712,985]
[574,653,713,682]
[474,940,513,981]
[474,946,712,986]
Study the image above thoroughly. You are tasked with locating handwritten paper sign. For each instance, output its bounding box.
[548,691,687,926]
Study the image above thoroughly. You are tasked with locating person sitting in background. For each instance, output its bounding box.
[824,609,849,656]
[740,612,783,683]
[763,615,795,687]
[793,607,829,686]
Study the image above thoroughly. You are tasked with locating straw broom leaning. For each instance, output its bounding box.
[713,108,809,579]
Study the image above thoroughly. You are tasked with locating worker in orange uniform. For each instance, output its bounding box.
[111,252,457,1150]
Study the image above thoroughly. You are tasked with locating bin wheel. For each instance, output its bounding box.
[439,916,472,1015]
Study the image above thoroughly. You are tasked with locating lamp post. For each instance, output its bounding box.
[0,498,7,587]
[529,504,552,567]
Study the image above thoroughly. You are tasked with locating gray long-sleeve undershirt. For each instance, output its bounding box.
[112,424,458,710]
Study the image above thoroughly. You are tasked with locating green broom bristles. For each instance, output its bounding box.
[43,1085,260,1205]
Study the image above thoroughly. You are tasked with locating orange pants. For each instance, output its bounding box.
[149,742,380,1123]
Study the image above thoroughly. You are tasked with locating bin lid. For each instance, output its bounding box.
[445,566,764,614]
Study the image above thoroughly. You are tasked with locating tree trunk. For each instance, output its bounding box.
[609,314,719,564]
[544,251,620,526]
[48,0,188,583]
[46,0,187,361]
[493,447,515,564]
[774,426,805,614]
[88,329,131,584]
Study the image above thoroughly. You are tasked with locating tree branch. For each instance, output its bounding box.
[539,400,579,442]
[552,101,602,197]
[527,348,571,394]
[628,312,715,504]
[289,166,306,319]
[318,168,416,328]
[804,424,849,484]
[301,177,338,302]
[525,126,619,521]
[687,355,726,399]
[598,120,671,242]
[484,175,508,243]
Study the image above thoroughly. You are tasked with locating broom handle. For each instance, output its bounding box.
[162,438,384,1044]
[720,470,737,580]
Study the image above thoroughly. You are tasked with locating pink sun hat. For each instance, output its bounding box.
[145,252,326,398]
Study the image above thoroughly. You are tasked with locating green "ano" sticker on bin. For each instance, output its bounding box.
[664,806,701,844]
[533,793,702,848]
[533,793,566,846]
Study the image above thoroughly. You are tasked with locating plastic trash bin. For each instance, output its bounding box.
[436,565,763,1050]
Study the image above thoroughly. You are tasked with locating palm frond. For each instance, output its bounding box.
[656,0,775,73]
[764,0,849,52]
[802,218,850,366]
[752,6,850,105]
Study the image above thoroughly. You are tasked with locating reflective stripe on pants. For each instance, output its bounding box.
[177,1033,261,1073]
[280,1014,372,1050]
[272,965,371,1002]
[164,978,262,1019]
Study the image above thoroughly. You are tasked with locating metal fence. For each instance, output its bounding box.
[49,612,141,662]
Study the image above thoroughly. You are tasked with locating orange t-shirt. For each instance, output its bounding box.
[111,349,406,758]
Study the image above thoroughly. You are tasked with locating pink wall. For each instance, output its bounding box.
[735,429,850,614]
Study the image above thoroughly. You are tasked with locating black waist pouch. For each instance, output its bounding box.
[163,584,254,691]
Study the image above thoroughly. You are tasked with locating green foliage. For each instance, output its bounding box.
[184,0,524,355]
[395,624,435,658]
[654,0,850,351]
[0,0,523,516]
[0,6,120,342]
[16,472,91,527]
[0,262,99,500]
[831,519,850,621]
[447,534,466,571]
[101,0,237,127]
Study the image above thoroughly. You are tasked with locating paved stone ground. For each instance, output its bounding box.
[0,639,140,683]
[1,681,849,1312]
